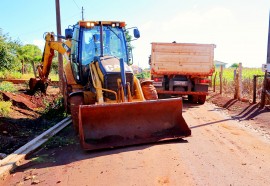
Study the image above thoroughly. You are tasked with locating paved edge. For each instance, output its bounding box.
[0,116,72,181]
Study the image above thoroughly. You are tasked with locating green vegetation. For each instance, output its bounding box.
[230,63,239,68]
[135,71,151,79]
[0,28,60,79]
[214,67,264,84]
[20,73,59,81]
[0,81,17,92]
[212,67,265,99]
[41,96,67,120]
[44,129,77,149]
[0,81,15,116]
[0,101,12,116]
[0,29,21,71]
[0,93,12,117]
[0,70,22,79]
[31,154,53,163]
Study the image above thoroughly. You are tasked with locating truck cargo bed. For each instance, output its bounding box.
[151,43,215,76]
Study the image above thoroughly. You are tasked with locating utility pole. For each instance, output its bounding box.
[55,0,63,94]
[267,11,270,65]
[82,7,84,21]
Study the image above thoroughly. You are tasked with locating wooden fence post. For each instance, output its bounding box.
[252,75,257,104]
[213,72,217,92]
[234,69,238,99]
[220,65,223,95]
[238,63,243,100]
[260,70,267,108]
[234,63,243,100]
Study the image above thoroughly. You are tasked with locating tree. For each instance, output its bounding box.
[0,28,42,75]
[125,29,135,65]
[17,44,42,74]
[230,63,239,68]
[125,29,134,49]
[0,29,21,71]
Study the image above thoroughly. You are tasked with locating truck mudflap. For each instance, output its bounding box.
[78,98,191,151]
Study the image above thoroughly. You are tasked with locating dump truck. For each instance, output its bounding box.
[150,42,215,104]
[29,21,191,151]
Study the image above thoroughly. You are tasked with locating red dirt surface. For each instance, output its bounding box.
[0,86,64,155]
[207,92,270,135]
[1,85,269,185]
[1,96,270,186]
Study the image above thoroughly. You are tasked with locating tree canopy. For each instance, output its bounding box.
[0,28,42,75]
[230,63,239,68]
[0,29,21,71]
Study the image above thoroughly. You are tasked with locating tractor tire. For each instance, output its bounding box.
[141,81,158,100]
[69,94,84,134]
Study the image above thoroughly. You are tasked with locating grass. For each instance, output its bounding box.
[43,125,77,149]
[0,81,17,92]
[20,73,59,81]
[0,82,15,116]
[212,67,265,99]
[0,82,16,116]
[0,71,59,81]
[0,71,22,79]
[214,67,264,84]
[0,101,12,117]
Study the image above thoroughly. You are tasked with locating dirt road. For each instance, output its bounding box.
[1,102,270,186]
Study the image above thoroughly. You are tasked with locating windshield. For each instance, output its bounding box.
[81,26,127,65]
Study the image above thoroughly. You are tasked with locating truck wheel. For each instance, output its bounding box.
[188,95,193,102]
[198,95,206,104]
[188,95,198,104]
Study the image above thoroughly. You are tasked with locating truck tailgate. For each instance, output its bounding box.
[151,43,215,76]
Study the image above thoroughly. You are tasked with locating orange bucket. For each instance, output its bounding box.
[78,98,191,150]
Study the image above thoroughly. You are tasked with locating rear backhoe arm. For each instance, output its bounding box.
[29,32,71,94]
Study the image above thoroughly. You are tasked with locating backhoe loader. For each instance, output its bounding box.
[29,21,191,150]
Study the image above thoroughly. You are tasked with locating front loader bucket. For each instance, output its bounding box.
[78,98,191,151]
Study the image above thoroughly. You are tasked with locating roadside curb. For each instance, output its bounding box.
[0,117,72,181]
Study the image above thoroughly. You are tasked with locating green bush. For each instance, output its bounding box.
[0,101,12,116]
[0,81,17,92]
[0,70,22,79]
[135,71,150,79]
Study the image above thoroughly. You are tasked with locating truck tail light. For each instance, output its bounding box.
[154,77,163,82]
[199,79,210,84]
[152,77,163,87]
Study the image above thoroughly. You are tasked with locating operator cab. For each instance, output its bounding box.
[67,21,140,85]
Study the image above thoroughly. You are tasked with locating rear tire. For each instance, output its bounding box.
[188,95,193,102]
[198,95,206,104]
[188,95,198,104]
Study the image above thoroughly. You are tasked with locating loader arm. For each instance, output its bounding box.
[29,32,71,94]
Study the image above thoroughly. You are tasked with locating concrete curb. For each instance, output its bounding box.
[0,116,72,181]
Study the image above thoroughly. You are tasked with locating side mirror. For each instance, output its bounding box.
[133,28,140,39]
[65,28,73,39]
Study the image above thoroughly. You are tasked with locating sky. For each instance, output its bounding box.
[0,0,270,69]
